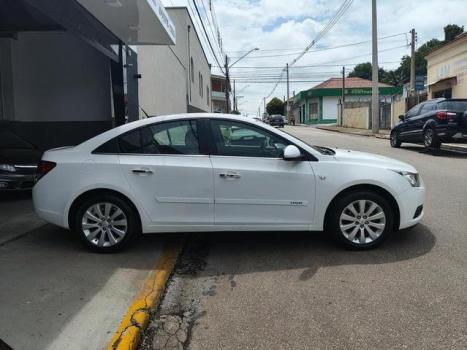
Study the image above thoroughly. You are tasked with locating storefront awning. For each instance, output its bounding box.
[76,0,175,45]
[427,76,457,87]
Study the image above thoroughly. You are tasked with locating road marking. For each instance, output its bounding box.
[107,239,183,350]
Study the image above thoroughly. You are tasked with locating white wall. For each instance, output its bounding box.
[137,7,211,118]
[322,96,339,120]
[7,32,111,122]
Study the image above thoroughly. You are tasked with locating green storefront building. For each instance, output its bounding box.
[292,77,402,124]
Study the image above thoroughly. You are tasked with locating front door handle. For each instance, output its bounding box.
[132,168,153,175]
[219,172,241,179]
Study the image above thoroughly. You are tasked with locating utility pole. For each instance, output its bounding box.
[371,0,379,134]
[263,97,266,117]
[286,63,290,119]
[341,66,345,126]
[410,28,416,96]
[224,54,229,113]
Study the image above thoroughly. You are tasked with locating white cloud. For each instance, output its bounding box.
[164,0,467,115]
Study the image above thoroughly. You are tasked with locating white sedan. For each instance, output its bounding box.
[33,114,425,252]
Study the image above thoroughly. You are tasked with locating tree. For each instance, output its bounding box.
[266,97,284,115]
[444,24,464,42]
[348,62,372,80]
[231,110,241,115]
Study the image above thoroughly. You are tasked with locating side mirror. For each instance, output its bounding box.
[398,115,405,122]
[283,145,302,160]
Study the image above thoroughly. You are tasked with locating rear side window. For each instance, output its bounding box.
[119,120,199,155]
[94,120,200,155]
[438,101,467,112]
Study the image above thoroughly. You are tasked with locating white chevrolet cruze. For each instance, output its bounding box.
[33,114,425,252]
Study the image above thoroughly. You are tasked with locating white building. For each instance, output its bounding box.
[137,7,211,117]
[0,0,175,151]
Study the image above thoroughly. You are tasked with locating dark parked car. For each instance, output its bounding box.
[269,114,285,128]
[390,98,467,149]
[0,130,42,190]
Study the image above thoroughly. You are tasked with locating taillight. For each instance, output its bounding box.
[436,111,456,121]
[36,160,56,181]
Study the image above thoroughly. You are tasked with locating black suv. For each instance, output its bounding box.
[269,115,285,128]
[390,98,467,149]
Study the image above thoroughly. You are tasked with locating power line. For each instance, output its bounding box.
[191,0,225,74]
[212,61,401,69]
[228,34,406,59]
[264,0,354,100]
[200,0,224,60]
[226,32,407,53]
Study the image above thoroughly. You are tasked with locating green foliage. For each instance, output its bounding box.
[348,62,372,80]
[231,110,241,115]
[444,24,464,42]
[347,24,463,86]
[266,97,284,115]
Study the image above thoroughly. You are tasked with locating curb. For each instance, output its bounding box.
[107,240,183,350]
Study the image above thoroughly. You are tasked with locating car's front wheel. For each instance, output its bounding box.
[390,131,401,148]
[327,191,394,250]
[73,194,139,252]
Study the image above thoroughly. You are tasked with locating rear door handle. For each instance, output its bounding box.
[132,168,153,175]
[219,172,241,179]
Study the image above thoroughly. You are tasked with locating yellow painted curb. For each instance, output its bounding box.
[107,240,182,350]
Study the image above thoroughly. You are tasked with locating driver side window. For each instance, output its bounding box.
[211,120,288,158]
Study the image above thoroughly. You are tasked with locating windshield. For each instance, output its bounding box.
[278,129,336,155]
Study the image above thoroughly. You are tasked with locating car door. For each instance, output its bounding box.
[411,101,437,141]
[399,104,422,142]
[208,119,316,228]
[118,119,214,227]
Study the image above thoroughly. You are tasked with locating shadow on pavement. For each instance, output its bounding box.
[0,224,179,350]
[401,145,467,158]
[192,224,436,280]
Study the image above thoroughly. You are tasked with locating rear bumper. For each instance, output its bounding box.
[436,126,467,142]
[397,185,425,229]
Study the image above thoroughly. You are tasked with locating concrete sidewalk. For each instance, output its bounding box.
[315,124,467,152]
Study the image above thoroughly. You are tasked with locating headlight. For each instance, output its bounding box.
[0,164,16,173]
[391,170,420,187]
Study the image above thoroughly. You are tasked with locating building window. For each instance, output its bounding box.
[309,102,318,120]
[207,86,210,105]
[199,72,203,97]
[190,57,194,83]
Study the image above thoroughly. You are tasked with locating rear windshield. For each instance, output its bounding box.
[438,100,467,112]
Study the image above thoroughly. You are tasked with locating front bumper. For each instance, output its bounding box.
[0,174,36,190]
[397,185,425,229]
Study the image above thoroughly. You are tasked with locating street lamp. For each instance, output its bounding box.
[225,48,259,113]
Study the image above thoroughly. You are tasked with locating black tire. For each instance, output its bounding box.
[390,131,401,148]
[423,127,441,149]
[326,191,394,250]
[73,194,139,253]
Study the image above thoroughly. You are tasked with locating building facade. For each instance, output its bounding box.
[426,32,467,99]
[0,0,175,151]
[292,77,402,125]
[211,74,229,113]
[138,7,211,117]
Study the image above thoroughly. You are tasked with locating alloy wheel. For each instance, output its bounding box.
[81,202,128,247]
[424,129,433,147]
[339,199,386,245]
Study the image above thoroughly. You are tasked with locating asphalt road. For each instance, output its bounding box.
[142,126,467,350]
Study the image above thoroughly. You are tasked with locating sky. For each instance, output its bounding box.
[162,0,467,116]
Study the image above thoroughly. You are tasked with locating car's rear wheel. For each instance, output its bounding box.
[327,191,394,250]
[423,127,441,149]
[390,131,401,148]
[73,195,139,252]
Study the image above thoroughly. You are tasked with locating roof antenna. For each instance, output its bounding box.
[139,105,150,118]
